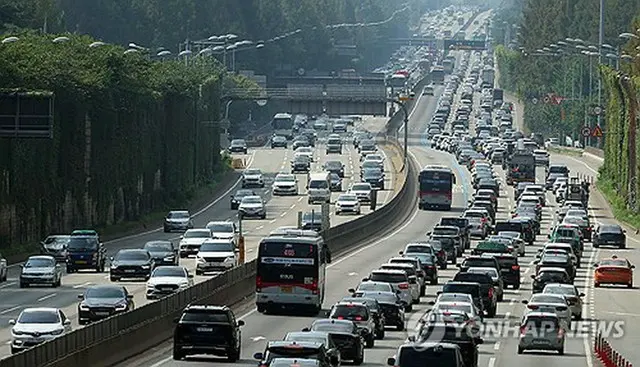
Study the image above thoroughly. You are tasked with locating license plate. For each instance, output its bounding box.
[197,327,213,332]
[533,339,549,344]
[75,260,87,264]
[124,269,136,273]
[281,286,292,293]
[95,312,110,316]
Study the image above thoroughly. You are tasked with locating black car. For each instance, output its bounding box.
[411,323,482,367]
[431,226,463,256]
[143,240,178,266]
[283,332,341,367]
[65,234,107,273]
[440,217,471,249]
[329,173,342,192]
[291,155,311,173]
[593,224,626,248]
[362,169,385,189]
[109,249,155,281]
[301,212,323,231]
[430,236,457,265]
[388,342,465,367]
[228,139,248,154]
[341,296,385,339]
[40,235,70,262]
[453,272,497,317]
[458,256,501,274]
[535,254,575,280]
[323,161,345,177]
[230,189,256,210]
[440,281,485,315]
[255,341,336,367]
[328,302,376,347]
[305,319,365,365]
[403,253,438,285]
[495,220,534,245]
[173,305,244,361]
[353,291,405,331]
[77,284,134,324]
[271,135,288,148]
[293,138,311,150]
[488,254,520,289]
[530,268,572,293]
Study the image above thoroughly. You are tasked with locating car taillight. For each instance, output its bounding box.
[447,192,452,200]
[337,316,345,320]
[311,278,319,295]
[520,326,527,335]
[558,329,565,338]
[355,316,363,321]
[481,217,487,223]
[256,276,262,292]
[488,287,494,298]
[398,283,409,289]
[427,265,435,269]
[511,265,520,271]
[527,305,538,310]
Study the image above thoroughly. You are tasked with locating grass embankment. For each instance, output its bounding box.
[548,146,583,157]
[596,178,640,230]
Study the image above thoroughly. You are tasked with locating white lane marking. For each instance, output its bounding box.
[256,225,264,230]
[251,336,266,342]
[269,219,277,224]
[73,282,92,289]
[37,293,57,302]
[0,306,20,315]
[280,212,287,218]
[289,204,295,209]
[504,312,510,320]
[601,311,640,317]
[0,282,16,289]
[488,357,496,367]
[348,272,358,276]
[493,341,500,351]
[297,197,303,202]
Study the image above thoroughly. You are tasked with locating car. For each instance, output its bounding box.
[328,302,376,347]
[518,312,566,355]
[533,149,549,166]
[282,333,341,366]
[439,281,485,316]
[452,271,497,316]
[241,168,265,188]
[408,322,482,367]
[230,189,256,209]
[593,224,626,248]
[271,135,288,148]
[0,253,6,282]
[481,253,520,289]
[323,160,345,177]
[389,257,428,294]
[19,255,63,288]
[178,228,213,258]
[77,284,135,324]
[39,235,70,262]
[173,305,244,361]
[109,249,155,281]
[402,252,438,285]
[291,154,311,173]
[228,139,248,153]
[146,265,193,299]
[530,267,572,293]
[522,293,572,329]
[9,308,72,354]
[465,267,504,302]
[333,122,347,133]
[301,211,323,231]
[379,262,421,302]
[594,255,634,288]
[352,290,405,331]
[329,173,343,192]
[340,297,386,339]
[304,319,365,364]
[423,85,435,95]
[534,252,575,281]
[272,173,299,196]
[350,281,394,294]
[195,239,238,275]
[387,342,466,367]
[458,255,501,274]
[293,137,311,150]
[238,195,267,219]
[463,210,490,238]
[496,231,526,256]
[349,183,373,202]
[362,169,385,189]
[400,242,439,268]
[439,217,471,249]
[164,210,193,232]
[326,135,343,154]
[365,269,414,311]
[295,147,315,162]
[65,232,107,273]
[206,221,238,242]
[363,153,384,168]
[335,193,361,215]
[144,240,179,266]
[542,283,585,320]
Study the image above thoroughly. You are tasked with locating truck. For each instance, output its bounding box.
[505,150,536,186]
[481,67,495,88]
[430,66,445,84]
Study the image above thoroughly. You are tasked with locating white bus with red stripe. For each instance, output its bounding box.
[255,229,328,314]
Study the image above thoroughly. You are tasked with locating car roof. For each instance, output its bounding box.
[267,341,324,348]
[27,255,56,261]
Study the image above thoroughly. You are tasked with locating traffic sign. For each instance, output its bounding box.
[531,98,538,104]
[543,96,550,104]
[580,126,591,137]
[552,95,563,104]
[591,125,603,137]
[593,106,602,115]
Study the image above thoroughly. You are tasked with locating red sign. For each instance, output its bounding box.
[591,125,603,138]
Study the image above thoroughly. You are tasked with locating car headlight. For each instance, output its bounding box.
[110,264,117,269]
[12,329,25,336]
[179,282,189,288]
[79,304,90,311]
[164,255,175,261]
[50,328,65,335]
[141,265,150,269]
[196,257,205,263]
[225,256,235,262]
[115,303,127,311]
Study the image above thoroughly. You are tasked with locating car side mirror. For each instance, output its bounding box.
[180,235,184,239]
[173,317,180,323]
[521,300,529,304]
[8,319,15,325]
[579,293,585,297]
[407,335,416,342]
[188,274,194,278]
[237,320,245,326]
[330,355,339,365]
[475,337,484,344]
[348,288,356,293]
[77,293,84,300]
[632,265,636,269]
[398,251,404,255]
[436,291,442,295]
[533,260,539,264]
[387,357,396,366]
[428,301,435,306]
[593,263,598,267]
[302,327,311,332]
[63,320,71,326]
[456,264,461,268]
[253,352,264,360]
[362,278,369,282]
[530,275,536,279]
[109,256,114,261]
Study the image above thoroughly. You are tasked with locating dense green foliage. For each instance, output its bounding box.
[0,32,255,251]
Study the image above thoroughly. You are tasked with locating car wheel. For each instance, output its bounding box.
[396,322,405,331]
[19,282,28,288]
[173,347,185,360]
[110,276,119,282]
[195,270,203,276]
[517,347,524,354]
[365,334,375,348]
[558,344,565,355]
[354,352,364,365]
[405,304,413,312]
[227,348,240,362]
[441,263,447,270]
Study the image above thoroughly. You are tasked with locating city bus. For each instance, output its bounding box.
[255,229,329,314]
[272,113,294,140]
[418,165,456,210]
[430,66,445,84]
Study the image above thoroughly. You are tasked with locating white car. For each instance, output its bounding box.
[205,221,237,242]
[195,239,238,275]
[10,308,72,354]
[553,177,568,193]
[542,283,585,320]
[335,193,361,215]
[363,153,385,168]
[294,147,314,162]
[146,265,194,299]
[241,168,265,188]
[522,293,572,328]
[430,300,483,327]
[178,229,213,258]
[272,173,299,196]
[349,182,373,202]
[238,195,267,219]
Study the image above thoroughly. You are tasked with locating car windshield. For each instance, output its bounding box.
[17,310,60,324]
[467,267,498,278]
[284,333,326,344]
[357,282,392,292]
[276,175,296,182]
[363,171,381,178]
[331,305,368,319]
[600,259,627,267]
[309,180,328,189]
[153,267,187,277]
[231,140,245,145]
[208,223,233,233]
[338,195,358,202]
[531,295,566,304]
[116,251,149,261]
[407,254,434,265]
[366,155,382,161]
[184,230,211,238]
[168,212,189,219]
[538,271,566,281]
[181,310,229,323]
[245,169,261,175]
[144,242,172,251]
[541,254,569,263]
[242,197,262,204]
[66,237,98,251]
[234,190,253,198]
[369,272,406,283]
[523,316,560,329]
[312,321,353,333]
[25,258,55,268]
[43,236,69,249]
[325,161,342,169]
[599,225,622,233]
[200,242,235,252]
[86,287,125,299]
[544,286,576,296]
[351,184,370,191]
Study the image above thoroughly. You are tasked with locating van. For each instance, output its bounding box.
[307,172,331,204]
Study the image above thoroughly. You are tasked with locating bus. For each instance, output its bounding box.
[418,165,456,210]
[272,113,294,140]
[430,66,445,84]
[388,73,407,89]
[255,229,329,314]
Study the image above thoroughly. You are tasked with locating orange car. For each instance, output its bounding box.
[594,255,635,288]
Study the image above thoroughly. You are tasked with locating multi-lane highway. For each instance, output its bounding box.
[0,117,401,357]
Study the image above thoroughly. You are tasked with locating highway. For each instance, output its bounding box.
[0,117,400,357]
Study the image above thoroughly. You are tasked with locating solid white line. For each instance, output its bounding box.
[0,306,20,315]
[269,219,277,224]
[280,212,287,218]
[493,341,500,351]
[37,293,57,302]
[256,225,264,230]
[0,282,16,289]
[488,357,496,367]
[73,282,92,289]
[289,204,295,209]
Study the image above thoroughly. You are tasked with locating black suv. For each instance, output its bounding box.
[341,296,386,339]
[388,342,465,367]
[487,254,521,289]
[410,323,483,367]
[453,272,498,317]
[440,217,471,250]
[458,256,500,274]
[440,281,485,316]
[173,305,244,361]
